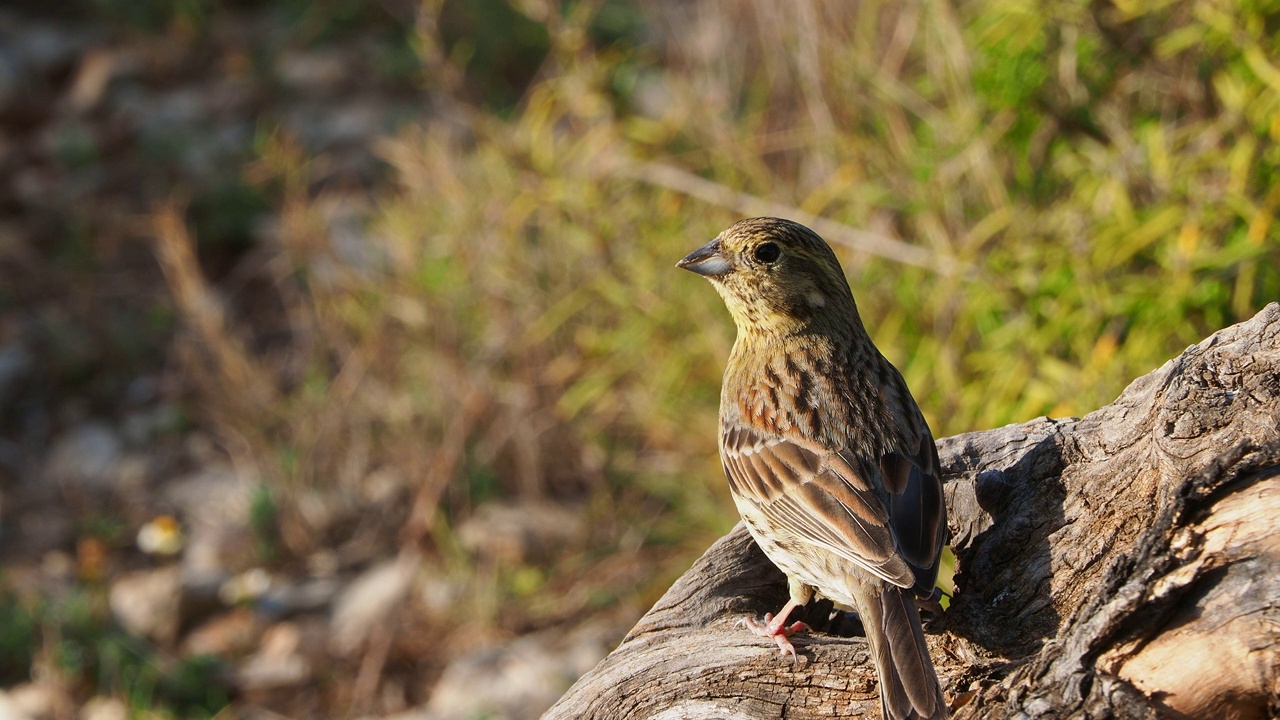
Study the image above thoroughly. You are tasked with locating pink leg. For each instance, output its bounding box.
[742,597,810,660]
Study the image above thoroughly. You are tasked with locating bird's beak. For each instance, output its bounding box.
[676,238,732,278]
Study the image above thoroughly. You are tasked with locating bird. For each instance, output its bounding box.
[677,217,948,720]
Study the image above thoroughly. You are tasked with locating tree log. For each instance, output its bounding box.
[545,303,1280,719]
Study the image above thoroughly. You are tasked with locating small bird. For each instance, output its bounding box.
[678,218,948,719]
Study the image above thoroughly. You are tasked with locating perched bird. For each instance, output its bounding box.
[678,217,948,720]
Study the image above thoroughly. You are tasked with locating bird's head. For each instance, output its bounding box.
[678,217,861,339]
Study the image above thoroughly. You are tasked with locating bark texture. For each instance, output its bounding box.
[546,303,1280,720]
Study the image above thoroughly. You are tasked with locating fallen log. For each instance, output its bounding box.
[546,302,1280,719]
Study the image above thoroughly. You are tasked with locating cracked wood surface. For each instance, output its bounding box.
[545,303,1280,720]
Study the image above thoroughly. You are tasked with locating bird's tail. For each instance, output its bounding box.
[855,583,947,719]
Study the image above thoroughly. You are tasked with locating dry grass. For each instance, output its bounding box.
[145,0,1280,697]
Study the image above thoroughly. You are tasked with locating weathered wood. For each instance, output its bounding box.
[545,303,1280,720]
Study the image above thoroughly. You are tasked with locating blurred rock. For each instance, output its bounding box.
[113,453,150,495]
[218,567,271,605]
[324,196,385,274]
[259,575,341,617]
[165,465,250,528]
[120,415,149,445]
[368,708,429,720]
[109,566,181,644]
[149,86,209,129]
[182,607,263,657]
[278,97,389,165]
[456,501,586,565]
[43,422,121,488]
[181,432,220,466]
[183,521,258,590]
[632,70,673,120]
[166,465,257,586]
[314,100,386,146]
[120,404,183,445]
[330,554,418,656]
[417,570,464,618]
[0,48,17,113]
[0,682,63,720]
[0,690,28,720]
[237,622,311,690]
[0,344,31,407]
[0,14,89,78]
[275,48,349,90]
[78,696,126,720]
[124,376,158,404]
[40,550,74,580]
[307,548,340,577]
[423,620,623,720]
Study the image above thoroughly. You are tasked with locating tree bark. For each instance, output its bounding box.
[545,303,1280,720]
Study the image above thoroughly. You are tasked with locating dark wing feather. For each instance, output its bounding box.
[723,425,915,587]
[880,436,947,594]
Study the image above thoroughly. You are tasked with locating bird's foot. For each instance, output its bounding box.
[740,613,810,660]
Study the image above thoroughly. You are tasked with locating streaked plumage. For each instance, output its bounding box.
[678,217,948,720]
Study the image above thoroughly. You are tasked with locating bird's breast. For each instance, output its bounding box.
[723,350,832,441]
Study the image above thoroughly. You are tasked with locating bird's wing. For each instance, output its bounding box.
[879,434,947,594]
[721,423,917,588]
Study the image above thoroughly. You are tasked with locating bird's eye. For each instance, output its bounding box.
[753,242,780,264]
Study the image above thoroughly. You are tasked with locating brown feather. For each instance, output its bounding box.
[851,582,947,719]
[684,217,949,719]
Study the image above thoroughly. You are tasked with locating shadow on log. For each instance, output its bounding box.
[546,303,1280,720]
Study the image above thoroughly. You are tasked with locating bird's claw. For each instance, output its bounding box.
[741,614,810,662]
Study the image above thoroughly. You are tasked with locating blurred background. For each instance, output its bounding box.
[0,0,1277,717]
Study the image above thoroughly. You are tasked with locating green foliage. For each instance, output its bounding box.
[438,0,552,110]
[187,180,271,253]
[249,483,280,563]
[0,587,37,683]
[82,0,211,34]
[0,588,228,717]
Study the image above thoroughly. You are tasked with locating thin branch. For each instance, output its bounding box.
[615,159,965,276]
